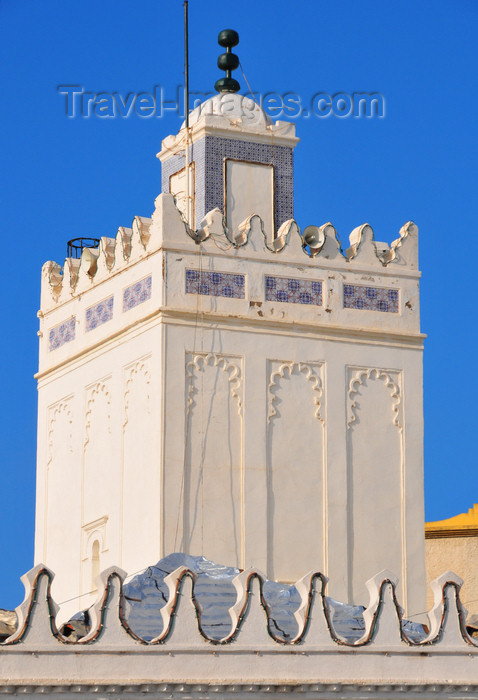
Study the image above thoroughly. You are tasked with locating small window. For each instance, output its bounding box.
[91,539,100,590]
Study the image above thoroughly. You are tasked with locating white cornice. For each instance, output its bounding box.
[35,305,425,385]
[158,123,299,161]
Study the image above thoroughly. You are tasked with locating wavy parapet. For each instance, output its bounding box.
[2,563,475,649]
[40,194,420,312]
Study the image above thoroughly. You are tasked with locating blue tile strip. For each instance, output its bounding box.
[86,296,114,332]
[49,317,76,351]
[343,284,399,313]
[265,276,322,306]
[123,276,152,312]
[186,269,245,299]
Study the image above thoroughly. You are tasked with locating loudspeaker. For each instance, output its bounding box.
[302,225,325,250]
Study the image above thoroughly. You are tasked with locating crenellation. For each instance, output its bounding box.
[92,243,110,284]
[76,248,99,295]
[96,237,116,276]
[293,572,334,646]
[57,258,80,306]
[130,215,153,256]
[39,196,421,319]
[425,571,467,644]
[312,222,342,260]
[196,207,225,240]
[346,224,382,266]
[2,563,476,650]
[382,221,419,268]
[229,574,277,648]
[40,261,62,311]
[274,219,300,253]
[4,563,478,695]
[114,225,133,267]
[358,570,402,646]
[235,214,270,251]
[150,191,192,248]
[37,202,423,380]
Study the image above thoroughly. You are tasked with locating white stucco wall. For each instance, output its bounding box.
[35,184,426,625]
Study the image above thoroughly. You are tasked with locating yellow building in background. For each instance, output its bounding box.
[426,504,478,618]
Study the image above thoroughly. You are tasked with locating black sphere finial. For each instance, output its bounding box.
[215,29,240,93]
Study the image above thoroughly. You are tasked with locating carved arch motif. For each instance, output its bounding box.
[47,399,73,470]
[186,353,242,416]
[84,380,112,449]
[347,367,402,429]
[268,361,324,424]
[123,358,151,429]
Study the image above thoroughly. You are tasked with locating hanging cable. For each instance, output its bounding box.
[239,61,261,110]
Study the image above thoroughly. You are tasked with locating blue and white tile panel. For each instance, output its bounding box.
[265,276,322,306]
[162,136,294,231]
[343,284,399,313]
[49,317,76,351]
[86,296,114,332]
[123,276,152,312]
[186,269,245,299]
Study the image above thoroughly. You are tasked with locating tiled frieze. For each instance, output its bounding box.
[49,317,76,351]
[123,276,152,312]
[86,297,114,332]
[343,284,399,313]
[186,269,245,299]
[265,276,322,306]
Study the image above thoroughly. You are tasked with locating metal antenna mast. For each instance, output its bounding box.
[184,1,191,227]
[184,0,189,131]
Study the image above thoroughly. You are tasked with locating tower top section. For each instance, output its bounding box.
[38,33,422,372]
[159,26,297,234]
[158,91,298,233]
[158,92,298,157]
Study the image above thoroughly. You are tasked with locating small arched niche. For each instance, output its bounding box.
[91,539,100,591]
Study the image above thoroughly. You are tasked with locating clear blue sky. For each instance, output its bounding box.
[1,0,477,610]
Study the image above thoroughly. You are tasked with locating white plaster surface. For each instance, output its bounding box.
[35,192,426,626]
[35,109,426,627]
[225,160,274,237]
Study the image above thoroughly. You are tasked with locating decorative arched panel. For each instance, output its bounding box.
[121,357,156,572]
[184,353,243,568]
[45,399,73,561]
[346,367,404,606]
[83,380,113,527]
[267,361,325,581]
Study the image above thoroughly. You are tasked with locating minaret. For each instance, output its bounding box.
[35,30,426,625]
